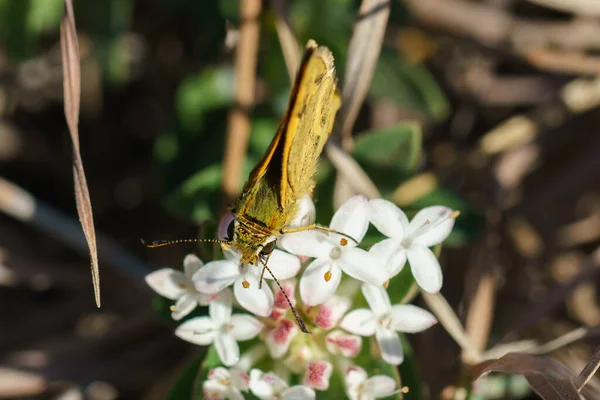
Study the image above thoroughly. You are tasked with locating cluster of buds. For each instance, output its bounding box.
[146,196,457,399]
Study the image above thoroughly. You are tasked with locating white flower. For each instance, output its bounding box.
[340,284,436,365]
[249,369,315,400]
[287,195,316,228]
[280,195,388,306]
[175,289,263,366]
[369,199,455,293]
[145,254,212,320]
[265,318,298,359]
[193,250,301,317]
[344,366,397,400]
[303,360,333,391]
[203,367,249,400]
[325,330,362,358]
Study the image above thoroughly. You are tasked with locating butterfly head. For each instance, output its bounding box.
[219,212,277,265]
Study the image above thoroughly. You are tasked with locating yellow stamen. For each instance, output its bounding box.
[450,210,461,219]
[402,386,410,394]
[242,280,250,289]
[324,271,332,282]
[339,238,348,246]
[383,279,390,289]
[169,305,176,312]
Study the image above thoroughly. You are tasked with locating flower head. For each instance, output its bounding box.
[280,195,388,305]
[344,366,397,400]
[203,367,249,400]
[249,369,315,400]
[341,283,437,365]
[369,199,456,293]
[145,254,212,320]
[193,249,301,317]
[175,289,263,366]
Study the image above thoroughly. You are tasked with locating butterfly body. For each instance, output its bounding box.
[223,40,340,265]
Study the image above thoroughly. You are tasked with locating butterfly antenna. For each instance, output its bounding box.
[260,259,311,334]
[141,238,226,248]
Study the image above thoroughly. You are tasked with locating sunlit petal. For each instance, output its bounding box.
[369,198,409,239]
[361,283,391,316]
[409,206,455,247]
[407,244,443,293]
[330,195,369,243]
[390,304,437,333]
[340,309,377,336]
[375,328,404,365]
[192,260,239,294]
[214,333,240,366]
[299,259,341,306]
[234,274,274,317]
[338,248,387,286]
[175,317,215,345]
[145,268,185,299]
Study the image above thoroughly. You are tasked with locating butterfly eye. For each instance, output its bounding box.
[218,212,236,242]
[261,240,276,256]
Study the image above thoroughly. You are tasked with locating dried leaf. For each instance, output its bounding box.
[271,0,301,82]
[574,345,600,392]
[472,353,581,400]
[339,0,390,142]
[61,0,100,307]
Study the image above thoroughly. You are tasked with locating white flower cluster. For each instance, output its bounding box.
[146,196,456,399]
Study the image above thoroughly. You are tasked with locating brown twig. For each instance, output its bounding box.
[61,0,101,307]
[221,0,262,201]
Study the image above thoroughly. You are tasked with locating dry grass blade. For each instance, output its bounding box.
[421,291,482,364]
[61,0,101,307]
[472,353,581,399]
[326,143,381,200]
[339,0,390,146]
[221,0,262,201]
[574,345,600,392]
[271,0,301,82]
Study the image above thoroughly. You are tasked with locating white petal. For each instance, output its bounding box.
[325,330,362,358]
[390,304,437,333]
[299,259,341,306]
[363,375,397,398]
[340,309,377,336]
[344,366,367,394]
[192,260,239,294]
[279,230,332,258]
[369,239,407,278]
[376,328,403,365]
[338,248,387,286]
[313,295,351,329]
[249,369,274,399]
[265,319,298,358]
[210,289,233,325]
[361,283,391,316]
[409,206,455,247]
[287,195,316,228]
[175,317,215,345]
[303,360,332,390]
[263,250,301,280]
[214,333,240,367]
[282,386,316,400]
[234,275,274,317]
[202,379,227,400]
[230,315,264,341]
[183,254,204,278]
[330,195,369,243]
[407,244,443,293]
[230,369,250,391]
[369,199,409,239]
[171,293,198,320]
[145,268,186,299]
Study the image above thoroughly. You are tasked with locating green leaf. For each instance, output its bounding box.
[353,122,422,174]
[167,353,205,400]
[176,68,235,132]
[27,0,63,34]
[398,335,424,400]
[371,52,449,122]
